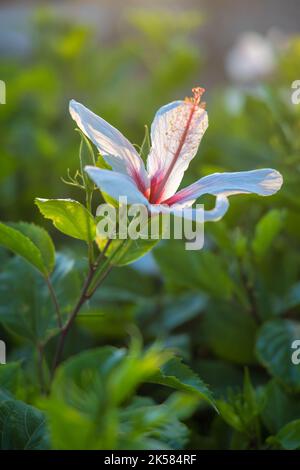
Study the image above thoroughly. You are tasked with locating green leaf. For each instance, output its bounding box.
[39,398,94,450]
[146,293,207,335]
[51,343,169,407]
[252,210,284,259]
[41,347,124,450]
[97,237,159,266]
[42,346,199,450]
[0,222,47,275]
[0,257,60,343]
[203,303,257,364]
[50,253,82,316]
[0,399,49,449]
[216,370,264,438]
[154,240,234,298]
[150,357,217,410]
[96,154,112,171]
[10,222,55,275]
[274,281,300,315]
[271,419,300,450]
[35,198,96,242]
[52,346,125,399]
[41,346,170,449]
[119,393,197,450]
[256,319,300,390]
[196,360,243,398]
[216,400,243,432]
[262,380,300,434]
[0,362,23,397]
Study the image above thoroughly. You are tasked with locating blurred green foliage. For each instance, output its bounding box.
[1,7,300,450]
[0,8,202,222]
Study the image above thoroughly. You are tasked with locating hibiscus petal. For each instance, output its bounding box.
[164,169,283,206]
[70,100,149,193]
[150,195,229,222]
[147,98,208,203]
[202,196,230,222]
[85,166,150,206]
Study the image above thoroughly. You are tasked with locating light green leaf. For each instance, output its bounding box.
[0,222,46,274]
[252,209,284,259]
[42,346,199,450]
[216,400,243,432]
[96,154,112,171]
[150,357,217,410]
[41,346,162,449]
[52,346,125,399]
[97,237,159,266]
[41,347,125,450]
[256,319,300,390]
[35,198,96,242]
[10,222,55,275]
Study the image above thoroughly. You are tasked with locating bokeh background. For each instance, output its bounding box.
[1,0,300,450]
[0,0,298,223]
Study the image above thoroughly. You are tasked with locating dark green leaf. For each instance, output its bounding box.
[0,362,23,397]
[154,240,234,298]
[0,399,49,449]
[256,319,300,390]
[0,257,59,343]
[262,380,300,434]
[150,357,216,410]
[146,293,207,334]
[203,303,257,364]
[271,419,300,450]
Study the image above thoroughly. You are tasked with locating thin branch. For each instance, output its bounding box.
[87,264,113,298]
[50,265,94,380]
[50,238,114,382]
[37,344,46,395]
[45,276,62,329]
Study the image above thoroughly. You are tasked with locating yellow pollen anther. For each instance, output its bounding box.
[185,87,205,107]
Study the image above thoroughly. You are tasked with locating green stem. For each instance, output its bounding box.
[86,239,129,297]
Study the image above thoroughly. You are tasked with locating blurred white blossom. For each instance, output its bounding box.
[226,32,276,83]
